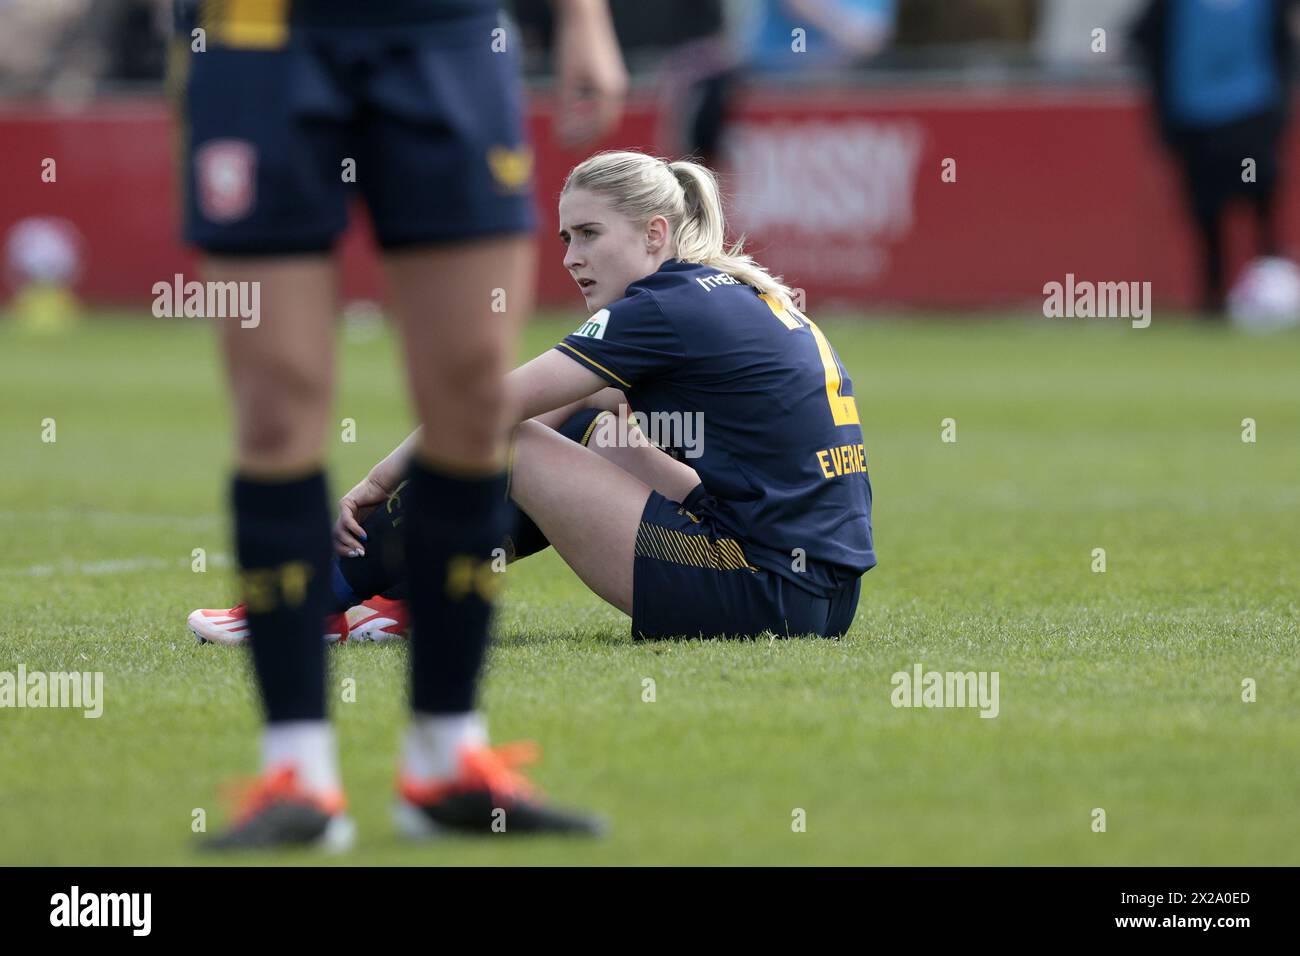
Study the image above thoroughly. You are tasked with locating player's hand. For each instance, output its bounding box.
[334,475,390,558]
[553,1,628,147]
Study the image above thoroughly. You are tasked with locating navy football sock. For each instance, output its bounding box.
[404,458,510,715]
[502,505,550,562]
[555,406,606,446]
[232,470,333,723]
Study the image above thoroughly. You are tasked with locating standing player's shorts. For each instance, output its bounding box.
[174,2,534,254]
[632,487,861,640]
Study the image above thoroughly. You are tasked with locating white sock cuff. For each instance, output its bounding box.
[261,720,340,794]
[403,711,489,781]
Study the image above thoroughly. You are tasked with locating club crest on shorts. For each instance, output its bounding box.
[195,139,257,223]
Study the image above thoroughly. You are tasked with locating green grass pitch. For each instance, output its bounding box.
[1,310,1297,865]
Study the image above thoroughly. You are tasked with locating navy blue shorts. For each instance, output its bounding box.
[632,487,862,641]
[176,10,534,254]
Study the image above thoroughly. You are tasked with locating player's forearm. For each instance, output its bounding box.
[533,387,625,430]
[508,350,607,423]
[366,428,423,493]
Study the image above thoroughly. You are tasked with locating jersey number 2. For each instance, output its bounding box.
[761,294,860,426]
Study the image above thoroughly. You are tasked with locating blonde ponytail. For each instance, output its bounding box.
[563,151,798,312]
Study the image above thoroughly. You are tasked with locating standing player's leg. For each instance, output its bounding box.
[348,0,619,831]
[1178,134,1228,316]
[175,23,355,848]
[1247,111,1285,259]
[384,236,531,736]
[383,238,601,833]
[204,257,353,849]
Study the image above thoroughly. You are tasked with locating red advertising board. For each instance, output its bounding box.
[1,88,1296,313]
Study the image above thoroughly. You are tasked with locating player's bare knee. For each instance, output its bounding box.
[234,377,330,461]
[509,422,567,494]
[422,417,504,465]
[426,336,508,396]
[418,365,508,450]
[237,411,321,462]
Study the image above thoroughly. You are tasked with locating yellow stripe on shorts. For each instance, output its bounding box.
[201,0,290,50]
[635,523,758,572]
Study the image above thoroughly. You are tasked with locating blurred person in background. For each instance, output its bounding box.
[899,0,1034,50]
[1037,0,1142,69]
[0,0,166,96]
[1130,0,1299,316]
[0,0,93,94]
[649,0,734,168]
[513,0,738,171]
[664,0,898,177]
[745,0,896,72]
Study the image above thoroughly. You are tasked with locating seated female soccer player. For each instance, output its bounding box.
[189,150,875,644]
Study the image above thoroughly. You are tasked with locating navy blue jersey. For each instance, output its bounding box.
[556,259,875,597]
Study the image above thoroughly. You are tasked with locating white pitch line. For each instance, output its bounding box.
[0,553,231,578]
[0,508,222,530]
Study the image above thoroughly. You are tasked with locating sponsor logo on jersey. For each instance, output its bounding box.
[574,308,610,339]
[695,272,741,291]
